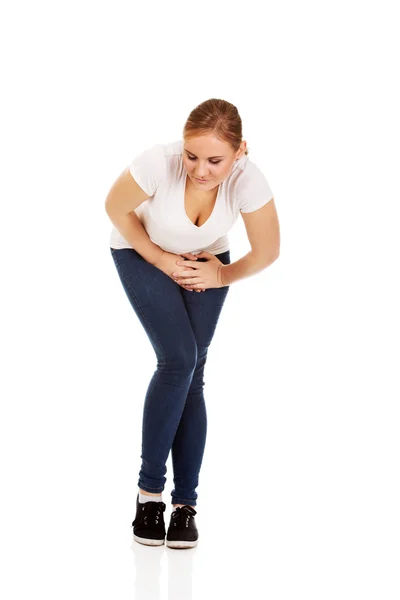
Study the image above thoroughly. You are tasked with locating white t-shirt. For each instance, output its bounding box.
[109,139,274,255]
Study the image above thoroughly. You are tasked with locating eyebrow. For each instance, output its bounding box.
[184,148,225,159]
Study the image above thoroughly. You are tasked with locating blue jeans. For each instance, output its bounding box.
[109,247,231,506]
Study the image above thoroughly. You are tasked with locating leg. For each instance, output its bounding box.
[170,251,231,506]
[110,247,199,495]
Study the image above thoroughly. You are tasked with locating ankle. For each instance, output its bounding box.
[139,488,162,497]
[139,489,163,504]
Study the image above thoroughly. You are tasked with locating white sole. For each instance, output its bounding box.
[133,534,164,546]
[166,539,198,549]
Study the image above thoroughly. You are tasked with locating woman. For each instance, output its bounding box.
[105,98,280,549]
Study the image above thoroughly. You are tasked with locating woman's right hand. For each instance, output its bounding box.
[153,250,205,292]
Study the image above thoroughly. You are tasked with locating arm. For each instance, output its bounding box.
[105,167,164,266]
[221,198,280,286]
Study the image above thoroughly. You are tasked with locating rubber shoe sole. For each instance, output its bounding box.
[166,538,198,549]
[133,534,165,546]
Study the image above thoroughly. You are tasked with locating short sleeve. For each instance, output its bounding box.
[238,162,274,213]
[128,143,166,197]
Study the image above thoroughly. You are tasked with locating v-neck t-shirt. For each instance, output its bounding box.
[109,139,274,256]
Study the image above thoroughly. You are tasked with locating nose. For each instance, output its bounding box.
[193,160,210,173]
[195,166,209,177]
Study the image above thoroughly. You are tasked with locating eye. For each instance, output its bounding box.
[187,156,221,165]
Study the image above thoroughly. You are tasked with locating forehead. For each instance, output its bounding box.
[184,134,231,157]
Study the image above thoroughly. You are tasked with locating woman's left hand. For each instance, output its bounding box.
[172,251,225,290]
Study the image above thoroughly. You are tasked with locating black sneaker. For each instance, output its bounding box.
[166,506,198,549]
[131,494,166,546]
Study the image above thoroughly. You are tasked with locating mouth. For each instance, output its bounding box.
[195,178,208,183]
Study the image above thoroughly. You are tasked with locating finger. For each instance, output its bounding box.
[180,253,198,261]
[176,259,196,268]
[180,282,201,292]
[185,285,205,292]
[172,270,191,279]
[175,267,199,278]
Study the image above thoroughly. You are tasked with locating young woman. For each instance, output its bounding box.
[105,98,280,549]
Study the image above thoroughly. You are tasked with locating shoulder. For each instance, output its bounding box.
[128,140,182,195]
[133,139,182,163]
[235,155,267,186]
[162,139,184,157]
[149,139,184,173]
[233,154,274,213]
[130,139,183,179]
[155,139,185,182]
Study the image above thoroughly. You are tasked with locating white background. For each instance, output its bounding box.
[1,0,399,598]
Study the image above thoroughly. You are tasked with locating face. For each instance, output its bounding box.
[183,132,247,191]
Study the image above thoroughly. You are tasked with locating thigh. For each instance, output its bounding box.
[180,250,231,348]
[110,247,197,362]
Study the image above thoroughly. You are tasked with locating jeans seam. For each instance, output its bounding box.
[117,263,167,363]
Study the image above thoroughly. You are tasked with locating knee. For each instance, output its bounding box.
[159,343,198,376]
